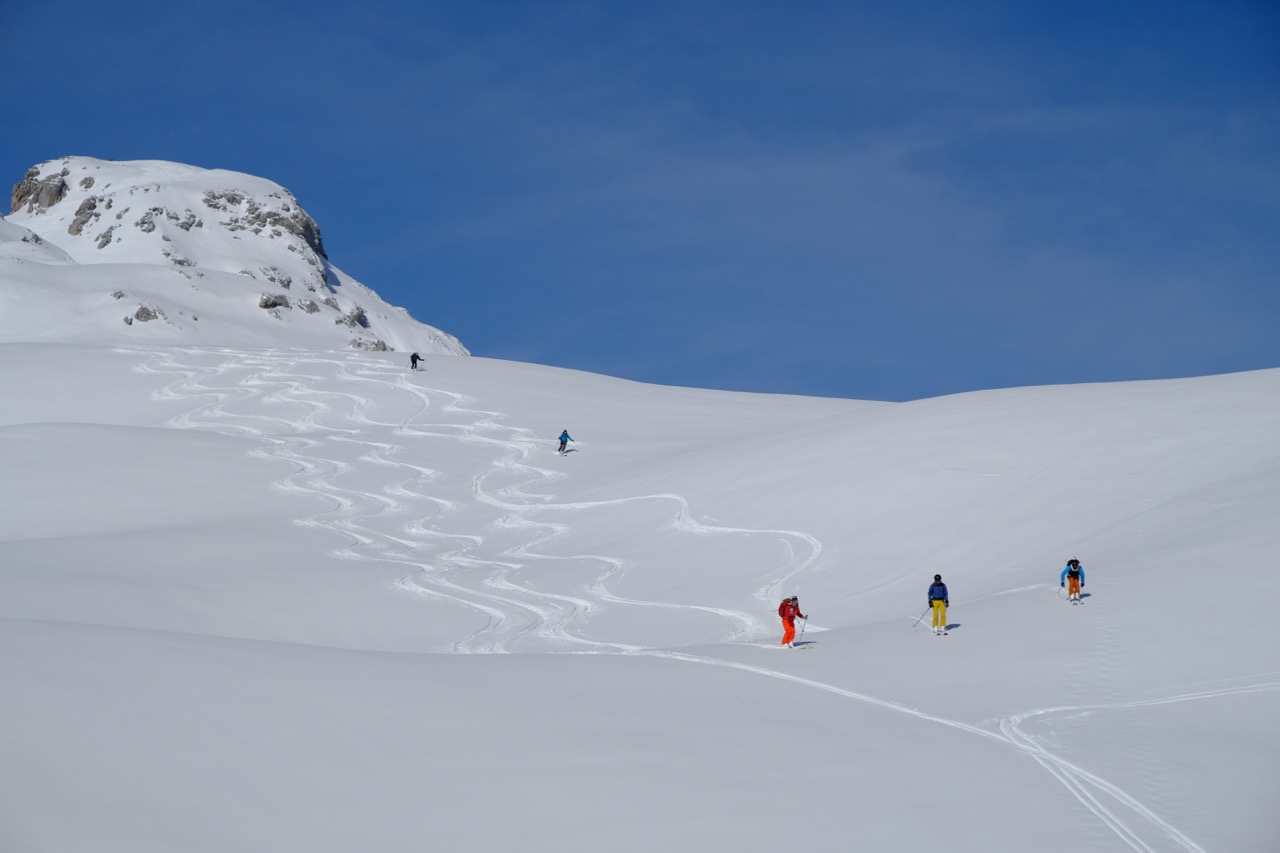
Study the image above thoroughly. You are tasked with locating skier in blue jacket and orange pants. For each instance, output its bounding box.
[1061,559,1085,602]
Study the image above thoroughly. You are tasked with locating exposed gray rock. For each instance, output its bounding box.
[136,207,202,234]
[350,338,388,351]
[260,266,292,289]
[135,208,161,233]
[68,197,101,235]
[335,306,369,328]
[206,189,327,258]
[297,299,320,314]
[80,176,95,190]
[12,167,70,213]
[96,225,117,249]
[259,293,290,310]
[201,190,245,211]
[134,305,159,322]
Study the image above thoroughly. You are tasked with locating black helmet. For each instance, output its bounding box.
[934,574,942,581]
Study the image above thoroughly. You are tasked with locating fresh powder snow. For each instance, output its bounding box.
[1,159,1278,853]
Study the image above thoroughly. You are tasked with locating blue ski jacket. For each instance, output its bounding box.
[1060,564,1085,585]
[559,431,572,443]
[928,582,948,605]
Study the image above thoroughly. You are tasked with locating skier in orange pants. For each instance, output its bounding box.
[1061,559,1085,603]
[778,596,807,647]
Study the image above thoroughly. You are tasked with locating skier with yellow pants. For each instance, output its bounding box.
[928,574,949,636]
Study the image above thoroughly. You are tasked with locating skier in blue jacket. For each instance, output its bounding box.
[1061,559,1085,603]
[928,574,949,635]
[557,430,573,454]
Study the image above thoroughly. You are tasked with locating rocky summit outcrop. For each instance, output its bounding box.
[203,189,326,259]
[9,158,331,282]
[12,166,69,213]
[2,156,469,355]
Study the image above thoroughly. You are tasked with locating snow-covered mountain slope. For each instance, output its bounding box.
[1,342,1277,852]
[1,157,466,354]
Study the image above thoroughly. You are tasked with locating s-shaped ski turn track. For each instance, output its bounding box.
[125,347,816,654]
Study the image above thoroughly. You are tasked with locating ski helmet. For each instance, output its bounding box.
[934,574,942,581]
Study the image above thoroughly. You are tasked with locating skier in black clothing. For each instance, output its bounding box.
[409,352,421,371]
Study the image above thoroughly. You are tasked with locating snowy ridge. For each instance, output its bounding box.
[2,156,466,354]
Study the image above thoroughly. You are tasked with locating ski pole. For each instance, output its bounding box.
[912,607,930,629]
[797,617,807,643]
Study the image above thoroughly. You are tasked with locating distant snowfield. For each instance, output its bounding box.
[2,342,1278,852]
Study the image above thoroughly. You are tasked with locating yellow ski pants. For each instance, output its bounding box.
[931,600,947,629]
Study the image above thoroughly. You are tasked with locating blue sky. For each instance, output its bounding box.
[3,0,1277,401]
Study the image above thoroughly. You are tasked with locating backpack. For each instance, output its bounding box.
[778,600,792,618]
[1067,566,1081,580]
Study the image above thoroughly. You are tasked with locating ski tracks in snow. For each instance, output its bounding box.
[124,346,1258,853]
[124,346,808,654]
[652,649,1277,853]
[995,676,1280,853]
